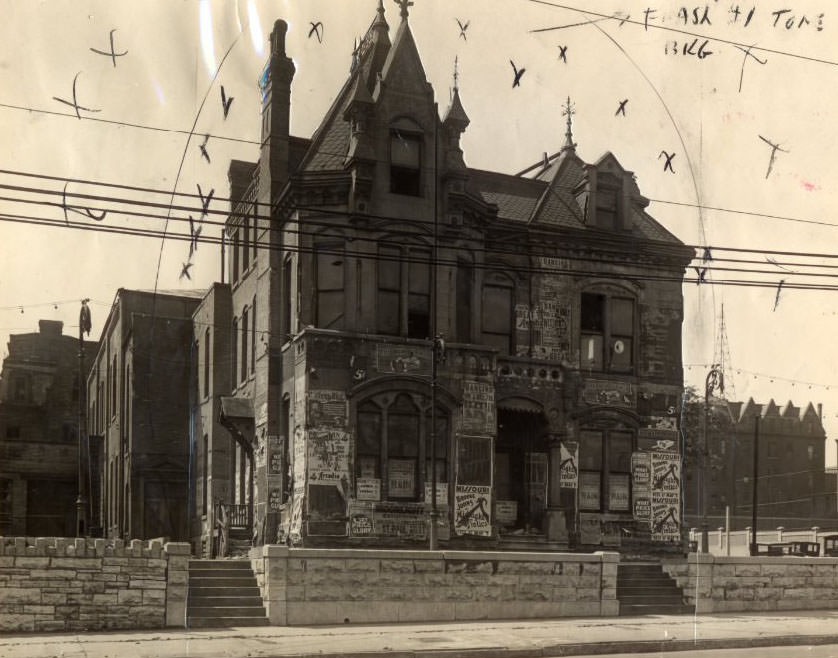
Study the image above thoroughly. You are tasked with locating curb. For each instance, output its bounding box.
[163,634,838,658]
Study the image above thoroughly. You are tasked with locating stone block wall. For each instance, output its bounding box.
[0,537,189,632]
[663,554,838,613]
[251,546,619,625]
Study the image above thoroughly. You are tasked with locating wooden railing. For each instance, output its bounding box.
[226,503,251,529]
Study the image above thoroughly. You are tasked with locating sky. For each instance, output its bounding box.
[1,0,838,466]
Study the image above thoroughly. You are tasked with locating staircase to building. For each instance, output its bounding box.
[617,562,694,616]
[187,559,269,628]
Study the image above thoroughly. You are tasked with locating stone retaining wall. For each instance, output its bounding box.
[250,547,619,625]
[0,537,189,632]
[663,553,838,613]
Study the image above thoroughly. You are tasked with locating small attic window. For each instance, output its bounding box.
[595,188,618,229]
[390,127,422,196]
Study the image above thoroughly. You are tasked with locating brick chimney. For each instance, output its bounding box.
[38,319,63,337]
[258,19,296,208]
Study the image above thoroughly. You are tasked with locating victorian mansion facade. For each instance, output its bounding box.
[190,3,694,556]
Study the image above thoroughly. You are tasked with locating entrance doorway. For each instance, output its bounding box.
[494,408,549,534]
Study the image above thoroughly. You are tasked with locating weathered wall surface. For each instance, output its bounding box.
[0,537,189,632]
[663,553,838,613]
[251,546,619,625]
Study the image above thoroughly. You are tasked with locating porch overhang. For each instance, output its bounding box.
[219,396,255,451]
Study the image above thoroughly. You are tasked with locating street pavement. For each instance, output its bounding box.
[2,610,838,658]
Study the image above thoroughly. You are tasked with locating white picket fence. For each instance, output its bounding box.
[691,526,838,556]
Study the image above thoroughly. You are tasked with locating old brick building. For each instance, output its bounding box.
[193,2,693,555]
[0,320,97,536]
[687,398,836,526]
[88,288,203,542]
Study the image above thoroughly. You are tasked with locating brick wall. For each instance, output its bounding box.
[250,546,619,624]
[0,537,189,632]
[663,553,838,613]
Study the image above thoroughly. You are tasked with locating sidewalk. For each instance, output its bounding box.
[3,611,838,658]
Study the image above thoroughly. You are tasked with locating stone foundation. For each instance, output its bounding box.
[0,537,189,632]
[250,546,620,625]
[663,553,838,613]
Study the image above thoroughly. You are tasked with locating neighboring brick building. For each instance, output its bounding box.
[687,397,836,526]
[195,3,693,555]
[88,288,203,542]
[0,320,97,536]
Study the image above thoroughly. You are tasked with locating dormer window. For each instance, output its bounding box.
[595,188,618,229]
[390,122,422,196]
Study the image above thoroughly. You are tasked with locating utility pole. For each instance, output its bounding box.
[749,415,760,555]
[76,299,92,537]
[703,365,724,536]
[428,102,440,551]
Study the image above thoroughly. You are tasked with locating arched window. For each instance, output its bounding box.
[354,391,450,503]
[481,272,514,354]
[250,296,257,374]
[390,121,422,196]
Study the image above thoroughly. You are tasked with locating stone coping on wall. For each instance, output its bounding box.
[0,536,186,558]
[672,553,838,566]
[256,545,620,562]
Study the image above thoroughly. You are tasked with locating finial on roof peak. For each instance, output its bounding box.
[394,0,413,21]
[561,96,577,152]
[453,55,459,91]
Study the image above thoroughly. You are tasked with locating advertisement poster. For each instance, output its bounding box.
[461,381,496,435]
[631,451,651,522]
[579,471,601,510]
[608,474,630,511]
[423,481,448,506]
[495,499,518,525]
[349,502,374,537]
[651,452,681,541]
[307,389,348,428]
[373,503,427,539]
[387,459,415,498]
[454,484,492,536]
[356,477,381,502]
[559,440,579,488]
[307,428,351,487]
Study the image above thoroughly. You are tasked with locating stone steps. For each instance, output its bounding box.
[187,559,268,628]
[617,562,694,617]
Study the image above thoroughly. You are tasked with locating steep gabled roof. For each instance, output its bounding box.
[297,6,392,173]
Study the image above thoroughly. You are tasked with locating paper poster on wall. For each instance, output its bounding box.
[578,471,601,510]
[349,502,375,537]
[423,481,448,506]
[608,474,630,512]
[373,502,427,539]
[631,451,651,522]
[375,344,431,375]
[650,452,681,541]
[288,485,305,543]
[387,459,415,498]
[307,389,348,428]
[495,499,518,525]
[269,487,283,512]
[461,381,496,435]
[307,428,351,488]
[582,379,635,408]
[356,477,381,502]
[559,440,579,488]
[631,452,651,487]
[454,484,492,536]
